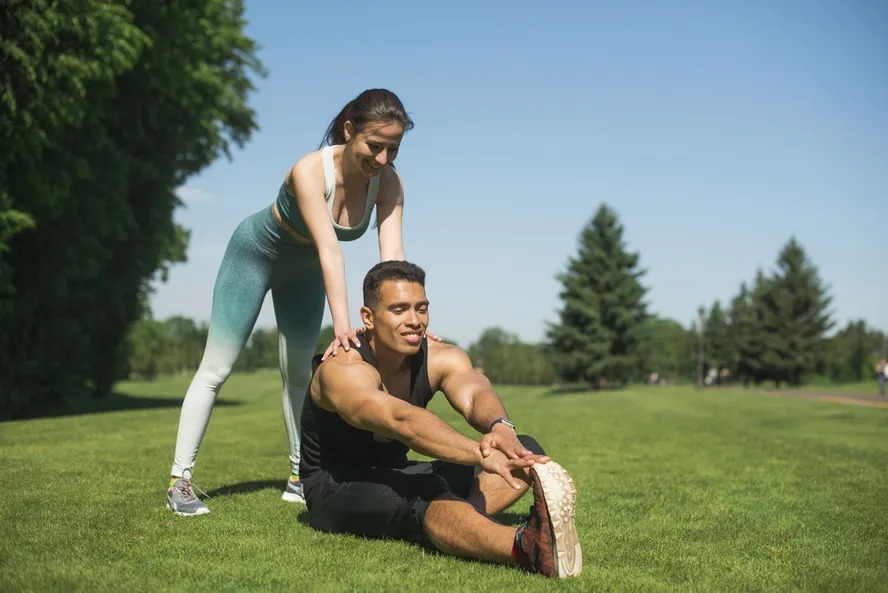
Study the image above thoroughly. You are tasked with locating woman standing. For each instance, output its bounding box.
[166,89,434,516]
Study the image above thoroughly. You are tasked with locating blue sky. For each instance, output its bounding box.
[150,0,888,348]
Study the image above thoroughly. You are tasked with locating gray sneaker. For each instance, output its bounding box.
[281,478,305,504]
[167,470,210,516]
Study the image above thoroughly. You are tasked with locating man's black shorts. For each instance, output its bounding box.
[302,434,543,545]
[302,460,478,545]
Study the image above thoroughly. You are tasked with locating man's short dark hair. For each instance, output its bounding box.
[363,261,426,310]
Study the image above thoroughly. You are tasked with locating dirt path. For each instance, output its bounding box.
[748,388,888,409]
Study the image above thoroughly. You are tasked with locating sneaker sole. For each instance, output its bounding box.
[532,461,581,578]
[166,501,210,517]
[281,491,306,504]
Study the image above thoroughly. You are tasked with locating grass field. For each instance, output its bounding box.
[1,372,886,592]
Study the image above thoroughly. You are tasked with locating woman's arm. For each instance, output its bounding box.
[374,167,442,343]
[376,167,405,261]
[287,153,359,357]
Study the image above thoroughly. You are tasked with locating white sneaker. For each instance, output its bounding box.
[281,478,305,504]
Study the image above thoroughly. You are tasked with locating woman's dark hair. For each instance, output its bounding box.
[320,89,414,147]
[363,261,426,311]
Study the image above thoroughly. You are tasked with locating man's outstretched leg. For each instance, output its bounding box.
[423,460,582,578]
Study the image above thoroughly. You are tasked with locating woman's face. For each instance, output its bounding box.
[344,120,405,177]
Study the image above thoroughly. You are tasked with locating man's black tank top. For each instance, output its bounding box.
[299,335,436,480]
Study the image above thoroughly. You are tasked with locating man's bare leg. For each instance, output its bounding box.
[422,495,517,564]
[466,466,533,516]
[423,462,581,578]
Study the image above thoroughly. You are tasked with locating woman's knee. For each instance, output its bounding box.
[195,361,233,390]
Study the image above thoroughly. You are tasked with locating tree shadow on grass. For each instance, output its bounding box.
[205,479,287,498]
[6,393,240,422]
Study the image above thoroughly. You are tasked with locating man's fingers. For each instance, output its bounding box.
[479,435,495,458]
[500,467,522,490]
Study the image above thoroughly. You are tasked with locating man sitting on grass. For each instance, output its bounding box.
[298,260,581,578]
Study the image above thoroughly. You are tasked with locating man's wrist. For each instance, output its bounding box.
[488,417,516,432]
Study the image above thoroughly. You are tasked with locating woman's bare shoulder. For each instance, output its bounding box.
[285,149,325,193]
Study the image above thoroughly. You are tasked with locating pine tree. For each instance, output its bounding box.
[705,301,732,372]
[547,205,647,387]
[728,277,768,385]
[756,238,833,386]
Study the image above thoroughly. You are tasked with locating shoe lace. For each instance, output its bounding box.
[175,472,211,501]
[174,481,199,502]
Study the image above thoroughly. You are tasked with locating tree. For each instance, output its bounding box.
[127,319,167,380]
[635,316,695,383]
[756,238,833,386]
[727,275,769,386]
[238,327,279,371]
[468,327,556,385]
[547,205,648,387]
[0,0,264,418]
[825,321,886,383]
[705,301,732,374]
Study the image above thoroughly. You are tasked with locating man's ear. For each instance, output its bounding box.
[360,305,374,329]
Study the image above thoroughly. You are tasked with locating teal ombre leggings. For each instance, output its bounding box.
[171,205,325,477]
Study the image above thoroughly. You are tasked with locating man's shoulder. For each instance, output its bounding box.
[426,339,475,376]
[315,349,380,386]
[426,339,469,360]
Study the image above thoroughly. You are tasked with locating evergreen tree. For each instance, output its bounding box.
[547,205,647,386]
[727,277,768,385]
[705,301,732,373]
[756,238,833,386]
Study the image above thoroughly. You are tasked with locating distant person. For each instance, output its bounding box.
[705,367,718,387]
[299,261,582,578]
[877,356,887,397]
[166,89,441,516]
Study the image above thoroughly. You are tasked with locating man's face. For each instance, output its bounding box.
[364,280,429,355]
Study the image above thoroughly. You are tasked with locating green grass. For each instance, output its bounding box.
[2,374,887,592]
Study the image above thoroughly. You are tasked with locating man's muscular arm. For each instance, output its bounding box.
[434,343,544,460]
[313,354,536,488]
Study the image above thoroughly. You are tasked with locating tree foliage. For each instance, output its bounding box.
[547,205,648,386]
[704,301,732,373]
[754,238,833,386]
[823,320,886,384]
[0,0,264,418]
[635,316,695,383]
[722,240,834,387]
[467,327,556,385]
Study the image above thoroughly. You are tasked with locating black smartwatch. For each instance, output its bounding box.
[488,417,516,432]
